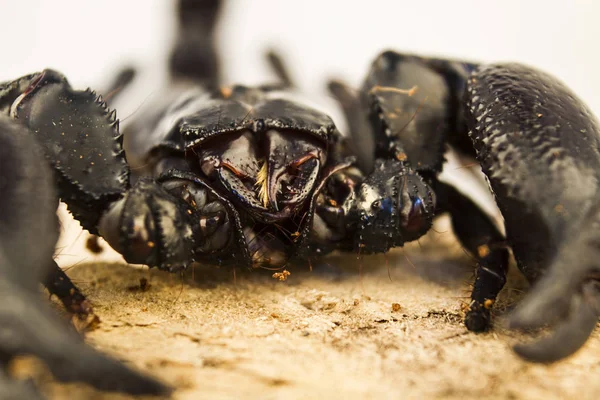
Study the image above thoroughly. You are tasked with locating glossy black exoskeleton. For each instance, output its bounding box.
[330,52,600,363]
[0,5,598,397]
[0,118,170,396]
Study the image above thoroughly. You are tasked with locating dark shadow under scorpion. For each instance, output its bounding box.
[0,0,599,396]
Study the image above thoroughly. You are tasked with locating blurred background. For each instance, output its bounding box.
[2,0,599,265]
[3,0,599,111]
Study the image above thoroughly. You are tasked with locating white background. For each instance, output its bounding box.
[3,1,600,114]
[2,0,599,264]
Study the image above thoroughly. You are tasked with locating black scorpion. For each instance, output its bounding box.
[0,0,598,396]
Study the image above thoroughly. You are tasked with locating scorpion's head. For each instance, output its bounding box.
[194,128,327,269]
[197,129,326,223]
[351,159,435,253]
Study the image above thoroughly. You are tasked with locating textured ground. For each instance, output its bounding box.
[12,214,600,400]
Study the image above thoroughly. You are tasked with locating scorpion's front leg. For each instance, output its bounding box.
[431,180,509,331]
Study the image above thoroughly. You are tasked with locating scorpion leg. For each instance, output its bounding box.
[336,163,508,331]
[0,275,171,395]
[432,180,509,331]
[327,80,374,172]
[265,51,294,89]
[256,50,297,91]
[102,67,136,102]
[43,261,94,318]
[0,117,170,396]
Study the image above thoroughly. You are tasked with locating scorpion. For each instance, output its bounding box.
[0,0,598,396]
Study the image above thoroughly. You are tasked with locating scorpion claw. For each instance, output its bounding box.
[512,281,600,363]
[507,278,575,330]
[0,282,172,396]
[509,235,599,331]
[508,240,600,362]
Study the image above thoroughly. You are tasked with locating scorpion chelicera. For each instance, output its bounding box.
[0,0,598,396]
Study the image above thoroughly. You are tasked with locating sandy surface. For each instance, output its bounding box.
[15,217,598,400]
